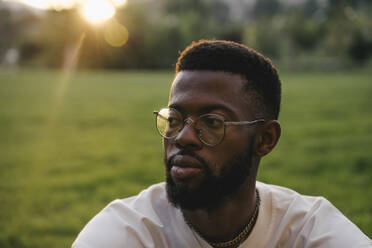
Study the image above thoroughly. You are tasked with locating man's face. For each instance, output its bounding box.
[164,70,259,210]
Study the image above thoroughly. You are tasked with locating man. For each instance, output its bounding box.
[72,40,371,248]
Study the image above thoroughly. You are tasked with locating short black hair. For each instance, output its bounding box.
[176,40,281,120]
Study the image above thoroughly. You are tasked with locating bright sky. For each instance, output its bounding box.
[81,0,116,24]
[9,0,127,24]
[11,0,126,10]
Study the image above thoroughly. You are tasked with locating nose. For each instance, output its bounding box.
[174,118,202,149]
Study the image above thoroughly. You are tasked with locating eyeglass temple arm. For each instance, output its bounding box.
[224,119,266,126]
[154,110,265,126]
[153,111,169,121]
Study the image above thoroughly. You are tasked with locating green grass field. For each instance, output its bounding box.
[0,69,371,247]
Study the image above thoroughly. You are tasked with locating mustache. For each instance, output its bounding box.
[166,150,207,170]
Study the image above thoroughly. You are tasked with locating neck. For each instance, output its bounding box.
[182,179,258,243]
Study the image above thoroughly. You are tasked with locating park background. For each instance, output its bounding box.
[0,0,371,247]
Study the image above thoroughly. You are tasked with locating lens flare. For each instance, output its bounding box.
[111,0,127,7]
[16,0,50,9]
[104,21,129,47]
[82,0,116,24]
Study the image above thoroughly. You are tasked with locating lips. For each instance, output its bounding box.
[172,154,202,168]
[170,154,203,180]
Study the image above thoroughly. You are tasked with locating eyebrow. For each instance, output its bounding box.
[168,104,237,118]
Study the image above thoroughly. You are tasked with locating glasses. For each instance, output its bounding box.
[153,107,265,147]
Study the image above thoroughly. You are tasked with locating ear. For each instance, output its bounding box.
[254,120,281,157]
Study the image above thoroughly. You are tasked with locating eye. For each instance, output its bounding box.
[167,116,181,127]
[202,116,224,129]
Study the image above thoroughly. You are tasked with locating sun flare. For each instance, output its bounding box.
[82,0,116,24]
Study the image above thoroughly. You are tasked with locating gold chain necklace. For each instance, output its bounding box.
[184,189,260,248]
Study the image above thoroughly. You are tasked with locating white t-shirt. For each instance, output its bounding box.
[72,182,371,248]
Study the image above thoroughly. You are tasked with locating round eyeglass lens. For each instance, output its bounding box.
[156,108,182,138]
[195,114,225,146]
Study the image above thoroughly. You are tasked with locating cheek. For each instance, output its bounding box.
[163,139,173,159]
[224,128,252,150]
[210,130,253,166]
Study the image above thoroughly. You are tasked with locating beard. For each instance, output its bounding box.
[165,141,254,211]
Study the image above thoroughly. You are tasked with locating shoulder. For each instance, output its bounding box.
[255,182,371,248]
[72,183,174,248]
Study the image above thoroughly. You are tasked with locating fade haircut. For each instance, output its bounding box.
[176,40,281,120]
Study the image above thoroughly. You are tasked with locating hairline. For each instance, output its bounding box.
[174,69,267,120]
[175,40,281,120]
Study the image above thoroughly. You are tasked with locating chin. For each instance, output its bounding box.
[164,142,254,210]
[166,176,216,210]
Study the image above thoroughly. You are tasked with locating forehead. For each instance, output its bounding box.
[169,70,250,117]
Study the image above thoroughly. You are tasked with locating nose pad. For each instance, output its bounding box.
[174,118,202,148]
[184,117,193,125]
[196,129,203,138]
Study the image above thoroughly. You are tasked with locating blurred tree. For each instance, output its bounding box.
[303,0,318,17]
[322,2,372,65]
[0,8,14,59]
[255,21,281,58]
[103,0,243,69]
[253,0,281,19]
[18,9,88,68]
[285,8,323,52]
[0,6,41,66]
[2,0,372,69]
[348,30,372,64]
